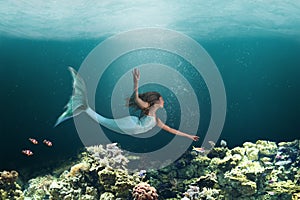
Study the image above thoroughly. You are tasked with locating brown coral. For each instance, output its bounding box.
[0,170,18,185]
[0,170,24,199]
[132,182,158,200]
[68,162,90,177]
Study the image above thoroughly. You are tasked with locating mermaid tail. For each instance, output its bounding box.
[54,67,88,127]
[85,107,157,135]
[54,67,156,135]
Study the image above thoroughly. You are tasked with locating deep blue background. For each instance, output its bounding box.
[0,35,299,173]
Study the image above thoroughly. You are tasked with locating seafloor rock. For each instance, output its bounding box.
[206,147,228,159]
[266,180,300,195]
[24,143,141,200]
[20,139,300,199]
[223,169,257,197]
[243,142,260,161]
[0,170,24,200]
[23,175,56,199]
[256,140,278,157]
[147,139,300,200]
[195,173,218,189]
[99,192,115,200]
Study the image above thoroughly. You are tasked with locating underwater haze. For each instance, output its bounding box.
[0,1,300,172]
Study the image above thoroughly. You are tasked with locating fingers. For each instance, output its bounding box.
[132,68,140,80]
[134,68,140,76]
[193,136,199,141]
[132,68,139,75]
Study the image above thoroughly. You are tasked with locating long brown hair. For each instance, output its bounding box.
[127,91,161,115]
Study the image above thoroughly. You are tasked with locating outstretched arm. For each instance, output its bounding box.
[156,118,199,141]
[132,68,149,109]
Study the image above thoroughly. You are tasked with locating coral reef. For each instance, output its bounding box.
[23,175,55,199]
[132,182,158,200]
[0,170,24,200]
[86,143,129,170]
[6,139,300,199]
[146,139,300,199]
[24,143,142,200]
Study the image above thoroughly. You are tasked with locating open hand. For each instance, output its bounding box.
[132,68,140,83]
[190,135,199,141]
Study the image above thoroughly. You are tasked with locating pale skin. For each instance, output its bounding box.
[132,68,199,141]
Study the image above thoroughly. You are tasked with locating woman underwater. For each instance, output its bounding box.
[55,67,199,141]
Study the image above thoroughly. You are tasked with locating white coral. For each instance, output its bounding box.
[86,143,129,169]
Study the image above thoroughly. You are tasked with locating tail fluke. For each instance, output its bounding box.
[54,67,88,127]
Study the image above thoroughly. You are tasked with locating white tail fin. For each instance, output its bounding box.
[54,67,88,127]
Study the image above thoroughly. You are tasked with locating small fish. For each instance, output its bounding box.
[43,139,52,147]
[29,138,38,145]
[22,149,33,156]
[220,140,227,147]
[192,146,205,153]
[138,170,147,177]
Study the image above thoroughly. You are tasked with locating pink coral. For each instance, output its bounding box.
[132,182,158,200]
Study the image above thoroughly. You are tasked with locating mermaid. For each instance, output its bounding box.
[55,67,199,141]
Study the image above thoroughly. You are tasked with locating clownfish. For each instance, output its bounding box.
[29,138,38,145]
[22,149,33,156]
[192,146,206,153]
[43,139,52,147]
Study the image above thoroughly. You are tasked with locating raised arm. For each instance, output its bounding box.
[132,68,149,109]
[156,118,199,141]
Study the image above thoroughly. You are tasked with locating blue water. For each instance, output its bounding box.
[1,1,300,173]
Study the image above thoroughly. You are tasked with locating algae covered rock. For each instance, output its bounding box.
[0,170,24,200]
[99,192,115,200]
[22,143,142,199]
[209,154,239,172]
[148,139,300,199]
[198,187,221,200]
[243,142,260,161]
[98,167,117,190]
[223,167,257,197]
[266,180,300,195]
[256,140,277,157]
[195,173,217,189]
[17,139,300,200]
[24,175,56,200]
[207,147,228,159]
[231,146,245,156]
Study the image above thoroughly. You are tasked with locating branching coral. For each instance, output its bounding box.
[86,143,129,169]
